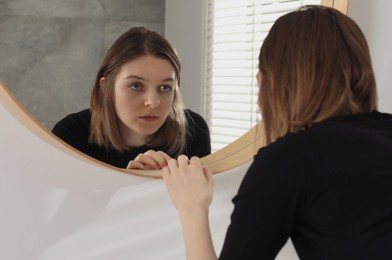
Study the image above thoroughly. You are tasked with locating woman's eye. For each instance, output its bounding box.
[160,85,172,92]
[129,83,142,90]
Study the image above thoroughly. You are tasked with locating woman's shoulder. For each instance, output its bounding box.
[53,109,91,128]
[251,123,337,174]
[184,109,209,131]
[52,109,91,135]
[253,110,392,172]
[60,108,91,122]
[51,109,93,153]
[182,109,211,156]
[184,109,206,122]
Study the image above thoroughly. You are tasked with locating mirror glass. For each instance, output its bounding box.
[1,0,334,170]
[0,0,165,130]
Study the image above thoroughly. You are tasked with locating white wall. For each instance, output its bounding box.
[166,0,392,114]
[348,0,392,113]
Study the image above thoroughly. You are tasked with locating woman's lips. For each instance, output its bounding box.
[140,115,159,122]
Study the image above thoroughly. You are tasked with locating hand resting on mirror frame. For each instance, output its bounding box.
[127,150,173,170]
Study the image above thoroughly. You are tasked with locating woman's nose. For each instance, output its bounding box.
[144,92,160,108]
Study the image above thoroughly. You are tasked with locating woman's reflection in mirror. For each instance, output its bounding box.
[52,27,211,169]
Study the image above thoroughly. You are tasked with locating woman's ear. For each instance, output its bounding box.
[100,77,106,89]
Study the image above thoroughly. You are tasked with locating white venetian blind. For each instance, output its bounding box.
[205,0,320,152]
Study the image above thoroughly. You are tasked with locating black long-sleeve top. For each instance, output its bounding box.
[52,109,211,168]
[220,111,392,260]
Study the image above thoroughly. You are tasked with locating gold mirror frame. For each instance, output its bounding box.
[0,0,348,179]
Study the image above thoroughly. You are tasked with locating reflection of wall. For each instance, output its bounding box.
[165,0,205,115]
[0,0,165,129]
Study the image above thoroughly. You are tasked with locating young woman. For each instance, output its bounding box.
[163,5,392,259]
[52,27,211,169]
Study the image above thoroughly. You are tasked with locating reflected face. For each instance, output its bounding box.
[110,55,176,147]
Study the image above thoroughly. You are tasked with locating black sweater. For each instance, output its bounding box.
[52,109,211,168]
[219,111,392,260]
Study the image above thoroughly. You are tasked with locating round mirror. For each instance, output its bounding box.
[0,0,348,177]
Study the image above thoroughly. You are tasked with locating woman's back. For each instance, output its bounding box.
[221,111,392,259]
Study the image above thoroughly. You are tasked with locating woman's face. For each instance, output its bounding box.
[108,54,176,147]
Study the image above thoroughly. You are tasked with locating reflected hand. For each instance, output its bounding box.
[162,155,214,213]
[127,150,172,170]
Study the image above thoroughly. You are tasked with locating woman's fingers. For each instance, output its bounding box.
[167,158,178,169]
[162,155,214,212]
[177,155,190,167]
[126,160,145,170]
[128,154,157,170]
[127,150,173,170]
[145,150,171,168]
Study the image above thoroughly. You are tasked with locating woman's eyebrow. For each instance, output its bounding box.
[123,75,145,81]
[161,77,175,83]
[122,75,175,83]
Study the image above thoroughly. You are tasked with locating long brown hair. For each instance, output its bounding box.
[89,27,187,155]
[258,5,377,144]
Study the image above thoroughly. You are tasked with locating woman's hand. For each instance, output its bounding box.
[162,155,217,260]
[127,150,172,170]
[162,155,214,213]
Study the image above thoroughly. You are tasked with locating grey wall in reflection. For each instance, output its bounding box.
[0,0,165,129]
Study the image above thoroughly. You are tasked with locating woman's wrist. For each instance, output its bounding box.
[178,208,217,260]
[178,207,209,227]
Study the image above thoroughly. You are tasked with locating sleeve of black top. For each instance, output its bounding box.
[184,109,211,157]
[219,141,303,259]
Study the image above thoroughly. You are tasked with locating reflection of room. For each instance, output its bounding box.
[0,0,165,129]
